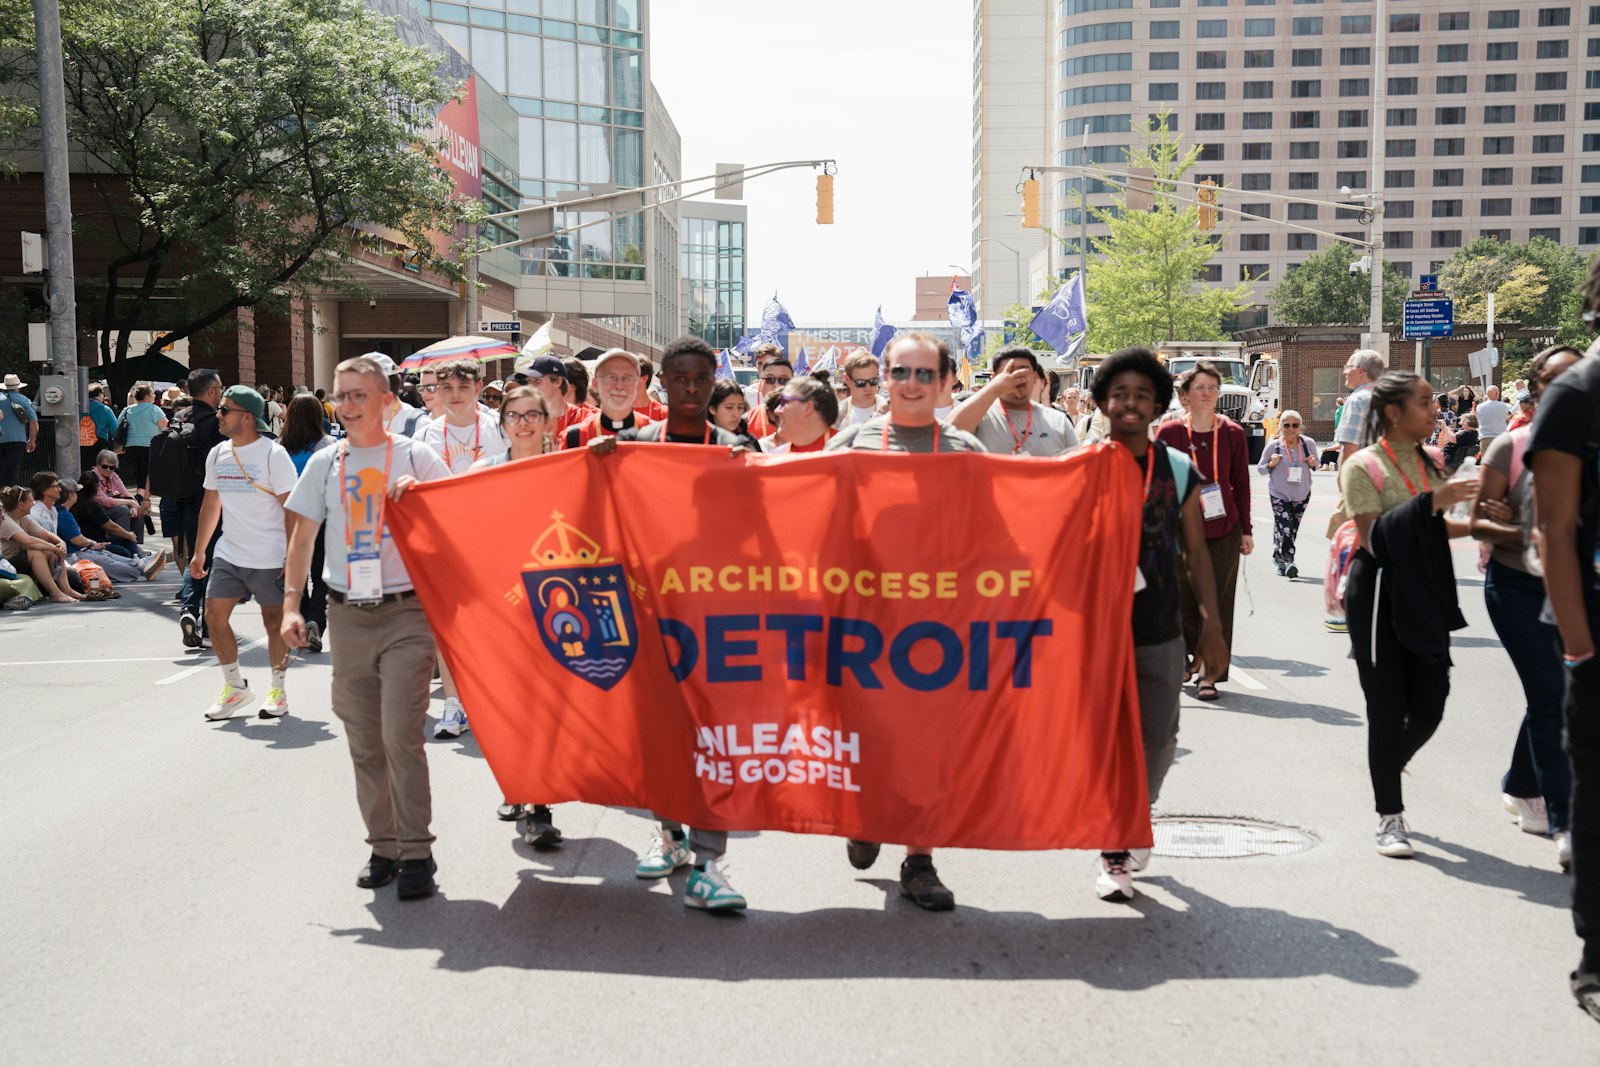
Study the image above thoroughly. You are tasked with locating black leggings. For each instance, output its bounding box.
[1345,551,1450,815]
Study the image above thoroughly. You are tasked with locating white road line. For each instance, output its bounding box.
[155,637,267,686]
[0,656,192,666]
[1229,665,1268,691]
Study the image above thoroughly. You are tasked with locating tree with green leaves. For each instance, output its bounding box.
[37,0,481,379]
[1436,236,1593,381]
[1267,242,1407,325]
[1079,115,1250,352]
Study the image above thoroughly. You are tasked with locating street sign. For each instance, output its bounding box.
[1418,274,1438,292]
[1403,298,1453,339]
[476,320,522,334]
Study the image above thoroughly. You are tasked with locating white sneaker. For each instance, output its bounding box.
[1502,793,1550,835]
[1557,831,1573,873]
[1376,813,1415,858]
[434,697,469,738]
[258,688,289,719]
[1096,852,1136,902]
[204,683,255,721]
[1128,848,1152,873]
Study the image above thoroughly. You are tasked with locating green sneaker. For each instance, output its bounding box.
[684,860,747,911]
[634,828,691,879]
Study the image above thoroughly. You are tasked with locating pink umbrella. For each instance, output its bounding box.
[398,335,520,370]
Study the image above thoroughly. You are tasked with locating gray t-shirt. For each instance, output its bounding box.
[285,434,449,594]
[1481,430,1535,573]
[1334,383,1375,448]
[973,402,1080,457]
[826,416,986,454]
[1475,399,1510,438]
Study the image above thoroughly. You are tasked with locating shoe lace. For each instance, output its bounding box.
[267,688,285,702]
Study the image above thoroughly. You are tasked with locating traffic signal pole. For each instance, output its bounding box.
[32,0,81,479]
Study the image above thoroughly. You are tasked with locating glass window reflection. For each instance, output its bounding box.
[544,37,576,99]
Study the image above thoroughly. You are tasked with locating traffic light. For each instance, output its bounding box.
[815,173,833,225]
[1196,180,1217,232]
[1021,178,1041,228]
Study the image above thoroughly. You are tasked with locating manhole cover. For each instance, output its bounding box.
[1152,816,1318,859]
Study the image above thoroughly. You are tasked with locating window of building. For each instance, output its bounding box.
[1538,71,1569,90]
[1388,77,1418,95]
[1290,141,1320,159]
[1587,102,1600,121]
[1484,106,1516,125]
[1435,138,1466,156]
[1289,110,1320,128]
[1535,103,1567,122]
[1061,114,1134,137]
[1338,141,1368,159]
[1530,227,1563,241]
[1241,264,1271,282]
[1340,46,1371,64]
[1387,107,1416,126]
[1241,172,1272,190]
[1150,19,1180,36]
[1485,42,1518,60]
[1287,203,1318,220]
[1244,49,1274,67]
[1292,15,1323,32]
[1242,142,1274,160]
[1387,232,1413,249]
[1196,113,1227,130]
[1288,172,1319,190]
[1538,39,1571,58]
[1590,39,1600,56]
[1063,0,1134,10]
[1484,135,1516,154]
[1064,52,1134,75]
[1243,112,1273,129]
[1431,170,1463,188]
[1389,201,1415,219]
[1338,109,1368,128]
[1483,167,1513,185]
[1387,139,1417,157]
[1485,74,1517,92]
[1583,165,1600,182]
[1063,83,1133,106]
[1291,79,1321,97]
[1533,135,1566,152]
[1197,81,1228,98]
[1340,14,1371,32]
[1480,199,1513,217]
[1337,171,1367,189]
[1146,112,1178,131]
[1241,203,1272,219]
[1384,171,1414,189]
[1437,77,1467,97]
[1436,43,1468,62]
[1432,231,1463,249]
[1196,50,1227,68]
[1244,16,1275,33]
[1196,0,1225,6]
[1435,107,1467,124]
[1241,233,1271,251]
[1582,196,1600,212]
[1438,11,1470,29]
[1149,51,1179,69]
[1287,233,1318,251]
[1145,82,1179,102]
[1293,48,1323,65]
[1197,18,1229,35]
[1538,7,1572,26]
[1588,133,1600,150]
[1531,196,1562,214]
[1488,9,1521,29]
[1533,166,1564,184]
[1583,227,1600,245]
[1064,21,1134,45]
[1200,264,1223,283]
[1340,78,1370,97]
[1389,11,1420,30]
[1198,142,1225,161]
[1243,81,1275,98]
[1389,45,1419,63]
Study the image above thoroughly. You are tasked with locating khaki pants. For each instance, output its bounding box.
[330,597,437,861]
[1178,525,1242,682]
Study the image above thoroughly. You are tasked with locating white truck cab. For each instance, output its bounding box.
[1158,342,1268,461]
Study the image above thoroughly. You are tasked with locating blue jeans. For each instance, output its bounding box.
[1484,559,1570,832]
[176,495,217,632]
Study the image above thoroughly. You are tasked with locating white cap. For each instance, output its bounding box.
[593,348,641,376]
[363,352,398,377]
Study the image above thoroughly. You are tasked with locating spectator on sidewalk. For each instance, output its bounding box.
[0,374,39,488]
[1,484,82,604]
[118,386,168,498]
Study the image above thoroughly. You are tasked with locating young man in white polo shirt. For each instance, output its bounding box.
[190,386,299,720]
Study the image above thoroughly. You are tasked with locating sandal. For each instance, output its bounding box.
[1196,682,1220,701]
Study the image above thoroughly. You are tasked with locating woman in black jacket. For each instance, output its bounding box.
[1338,372,1480,859]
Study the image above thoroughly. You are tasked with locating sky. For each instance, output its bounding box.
[650,0,970,325]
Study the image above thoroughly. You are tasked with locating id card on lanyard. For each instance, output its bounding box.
[1286,441,1306,484]
[1187,417,1227,520]
[341,439,392,605]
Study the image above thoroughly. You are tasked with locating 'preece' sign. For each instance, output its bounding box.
[388,443,1152,851]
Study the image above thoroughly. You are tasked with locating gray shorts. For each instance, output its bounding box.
[208,556,284,606]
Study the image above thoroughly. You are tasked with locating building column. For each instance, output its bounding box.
[311,298,340,393]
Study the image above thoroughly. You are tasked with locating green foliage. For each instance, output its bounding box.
[1437,236,1592,347]
[1080,115,1250,352]
[1267,242,1407,325]
[51,0,483,370]
[0,0,36,178]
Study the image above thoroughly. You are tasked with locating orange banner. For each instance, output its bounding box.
[388,442,1151,850]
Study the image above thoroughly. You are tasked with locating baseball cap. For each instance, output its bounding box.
[593,349,641,377]
[526,355,568,380]
[221,384,270,433]
[363,352,399,378]
[485,379,505,393]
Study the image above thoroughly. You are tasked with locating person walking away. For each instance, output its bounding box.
[950,345,1080,457]
[1340,372,1478,859]
[117,386,167,502]
[827,331,987,911]
[80,383,119,474]
[1155,362,1252,701]
[164,369,226,648]
[1473,345,1583,871]
[281,394,336,654]
[1526,260,1600,1020]
[281,356,452,901]
[189,386,299,720]
[1476,385,1511,447]
[1090,347,1229,902]
[0,374,39,487]
[1257,410,1318,577]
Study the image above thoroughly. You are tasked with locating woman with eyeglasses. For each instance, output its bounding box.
[1256,409,1318,578]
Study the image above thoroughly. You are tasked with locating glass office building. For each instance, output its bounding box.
[680,203,747,352]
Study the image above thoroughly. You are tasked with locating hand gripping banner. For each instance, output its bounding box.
[387,442,1151,850]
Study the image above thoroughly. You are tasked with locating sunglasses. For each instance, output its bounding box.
[1281,422,1301,428]
[888,366,939,385]
[419,384,439,394]
[773,394,808,409]
[762,375,792,385]
[849,377,881,389]
[97,463,117,470]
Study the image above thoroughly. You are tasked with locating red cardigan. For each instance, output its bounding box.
[1155,415,1252,540]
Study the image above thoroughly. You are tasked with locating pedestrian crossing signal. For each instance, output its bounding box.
[816,173,833,225]
[1021,179,1041,228]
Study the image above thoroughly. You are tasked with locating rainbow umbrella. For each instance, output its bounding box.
[398,335,520,370]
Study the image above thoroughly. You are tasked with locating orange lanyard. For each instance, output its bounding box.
[339,437,393,550]
[880,420,940,453]
[1184,415,1219,483]
[443,418,480,468]
[1378,438,1430,496]
[1138,444,1157,500]
[1004,405,1033,453]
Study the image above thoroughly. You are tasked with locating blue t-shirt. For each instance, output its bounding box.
[55,503,82,543]
[121,402,165,447]
[89,399,118,442]
[0,389,38,445]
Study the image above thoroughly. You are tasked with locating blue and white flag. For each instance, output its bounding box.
[755,293,795,344]
[794,346,810,375]
[813,346,839,374]
[1029,273,1087,354]
[947,284,977,337]
[730,330,758,357]
[716,348,734,378]
[869,305,896,358]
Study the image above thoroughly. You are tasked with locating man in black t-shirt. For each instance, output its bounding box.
[1527,323,1600,1023]
[1089,347,1229,905]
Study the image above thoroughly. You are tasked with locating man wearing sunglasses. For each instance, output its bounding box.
[826,331,985,911]
[838,349,884,428]
[764,377,838,454]
[743,356,793,442]
[949,346,1080,457]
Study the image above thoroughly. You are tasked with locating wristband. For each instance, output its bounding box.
[1563,651,1594,668]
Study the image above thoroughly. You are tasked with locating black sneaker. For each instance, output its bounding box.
[899,855,956,911]
[522,805,563,848]
[306,621,323,654]
[396,855,438,900]
[356,853,399,889]
[1574,972,1600,1023]
[180,611,201,648]
[1274,560,1286,576]
[846,838,881,870]
[496,803,526,821]
[1286,564,1299,579]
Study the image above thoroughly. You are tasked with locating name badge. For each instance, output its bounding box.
[1200,482,1227,520]
[1287,466,1304,484]
[347,551,384,605]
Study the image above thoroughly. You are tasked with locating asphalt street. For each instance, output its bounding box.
[3,466,1597,1064]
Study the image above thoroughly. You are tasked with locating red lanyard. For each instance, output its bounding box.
[1184,415,1219,483]
[339,437,393,550]
[880,420,940,453]
[1378,438,1430,496]
[1004,405,1033,454]
[443,418,480,469]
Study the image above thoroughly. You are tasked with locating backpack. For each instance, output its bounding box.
[148,412,208,499]
[1324,445,1446,618]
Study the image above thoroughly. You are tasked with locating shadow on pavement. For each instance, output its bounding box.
[1201,689,1363,728]
[1235,656,1330,680]
[214,715,337,750]
[327,846,1418,989]
[1450,636,1505,651]
[1409,833,1570,909]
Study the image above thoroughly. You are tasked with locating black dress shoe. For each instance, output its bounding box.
[396,855,438,900]
[522,805,563,847]
[846,838,881,870]
[357,853,399,889]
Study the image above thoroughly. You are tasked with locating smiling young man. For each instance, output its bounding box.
[282,356,452,900]
[837,349,884,427]
[949,345,1080,457]
[826,331,985,911]
[564,348,653,448]
[1091,347,1228,902]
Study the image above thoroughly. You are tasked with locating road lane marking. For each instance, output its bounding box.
[0,656,193,666]
[155,637,267,686]
[1229,666,1267,691]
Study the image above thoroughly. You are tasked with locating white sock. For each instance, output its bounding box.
[221,661,243,688]
[271,666,287,692]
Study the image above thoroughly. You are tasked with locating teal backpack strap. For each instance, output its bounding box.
[1164,445,1193,502]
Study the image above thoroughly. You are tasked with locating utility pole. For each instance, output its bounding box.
[1366,0,1389,360]
[33,0,81,479]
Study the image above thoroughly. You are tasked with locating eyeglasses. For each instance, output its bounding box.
[597,373,638,387]
[418,384,439,394]
[1280,422,1301,428]
[762,375,792,385]
[773,394,808,409]
[888,366,939,385]
[331,390,374,405]
[216,405,238,417]
[849,377,881,389]
[503,409,547,425]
